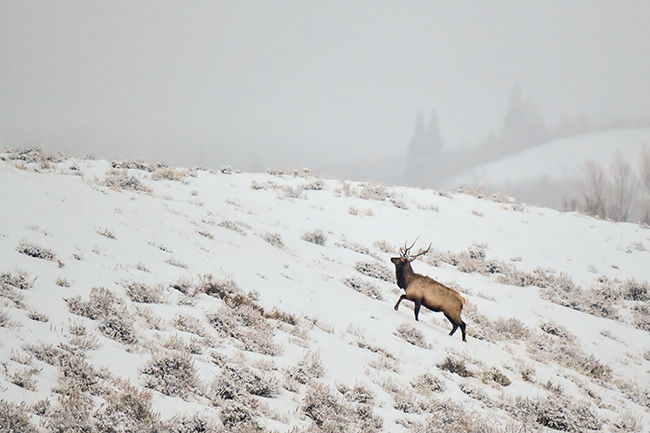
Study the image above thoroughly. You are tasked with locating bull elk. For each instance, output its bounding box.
[391,240,467,342]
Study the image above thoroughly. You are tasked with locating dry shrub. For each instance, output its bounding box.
[302,229,327,246]
[437,355,473,377]
[302,383,382,433]
[1,269,33,290]
[95,383,159,432]
[17,240,62,266]
[161,414,221,433]
[66,287,120,320]
[151,167,186,181]
[173,314,207,337]
[213,363,278,401]
[284,352,325,390]
[395,323,430,349]
[103,169,151,192]
[355,261,394,282]
[411,372,446,394]
[262,232,285,249]
[142,351,200,399]
[125,282,164,304]
[343,277,384,300]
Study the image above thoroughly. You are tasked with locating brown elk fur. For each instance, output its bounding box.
[391,242,467,342]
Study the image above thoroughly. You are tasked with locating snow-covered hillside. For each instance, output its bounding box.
[446,128,650,209]
[1,148,649,432]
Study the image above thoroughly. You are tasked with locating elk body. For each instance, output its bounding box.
[392,241,467,342]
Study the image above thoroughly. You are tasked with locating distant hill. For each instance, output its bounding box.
[445,128,650,209]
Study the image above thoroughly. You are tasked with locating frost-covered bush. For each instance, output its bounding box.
[622,278,650,301]
[301,179,325,191]
[125,282,164,304]
[281,185,304,199]
[284,352,325,390]
[207,305,280,356]
[55,350,100,394]
[214,363,278,401]
[66,287,119,320]
[1,269,33,290]
[336,240,378,258]
[493,317,530,340]
[151,167,186,181]
[522,395,601,432]
[142,352,200,399]
[161,414,221,433]
[11,367,39,391]
[96,227,116,239]
[95,384,159,433]
[411,372,445,394]
[111,159,167,173]
[359,184,389,201]
[302,383,347,429]
[0,308,9,327]
[218,219,250,236]
[219,401,258,430]
[338,382,375,405]
[99,314,137,344]
[437,356,473,377]
[3,146,63,164]
[46,392,95,433]
[219,165,236,174]
[17,240,61,265]
[301,229,327,246]
[540,321,574,340]
[355,261,394,282]
[481,367,511,387]
[24,343,63,366]
[28,310,49,322]
[395,323,430,349]
[173,314,207,337]
[69,322,101,351]
[343,277,384,300]
[633,303,650,332]
[201,274,240,299]
[262,232,285,249]
[0,400,38,433]
[103,169,151,192]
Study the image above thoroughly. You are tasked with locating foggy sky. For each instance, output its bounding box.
[2,1,650,174]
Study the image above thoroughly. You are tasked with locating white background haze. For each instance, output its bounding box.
[2,1,650,176]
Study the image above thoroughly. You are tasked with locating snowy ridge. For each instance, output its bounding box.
[1,148,649,432]
[449,128,650,188]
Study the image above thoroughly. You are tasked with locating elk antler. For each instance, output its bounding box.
[399,237,431,261]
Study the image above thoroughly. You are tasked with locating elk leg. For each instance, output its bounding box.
[445,313,459,336]
[394,295,405,310]
[414,302,421,321]
[460,321,467,342]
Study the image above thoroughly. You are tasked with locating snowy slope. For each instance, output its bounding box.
[450,128,650,187]
[445,128,650,209]
[1,148,649,432]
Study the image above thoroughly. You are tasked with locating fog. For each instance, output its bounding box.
[2,1,650,184]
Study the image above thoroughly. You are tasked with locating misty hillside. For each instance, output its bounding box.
[445,128,650,210]
[1,148,650,432]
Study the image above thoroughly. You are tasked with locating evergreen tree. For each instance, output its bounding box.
[500,84,547,150]
[406,109,444,184]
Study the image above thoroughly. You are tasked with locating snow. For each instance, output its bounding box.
[449,128,650,188]
[1,150,650,431]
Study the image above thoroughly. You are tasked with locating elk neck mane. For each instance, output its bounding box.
[396,261,418,290]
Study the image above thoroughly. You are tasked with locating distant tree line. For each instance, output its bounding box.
[567,148,650,224]
[406,84,650,187]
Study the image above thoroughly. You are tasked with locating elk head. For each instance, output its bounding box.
[390,238,431,267]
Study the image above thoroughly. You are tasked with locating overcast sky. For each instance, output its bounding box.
[2,1,649,172]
